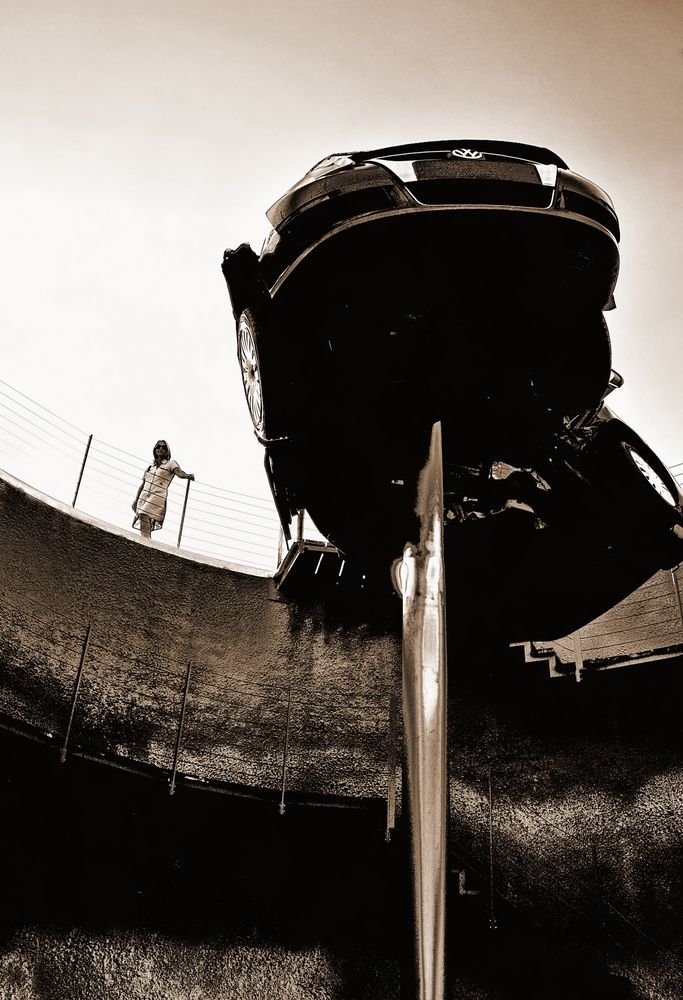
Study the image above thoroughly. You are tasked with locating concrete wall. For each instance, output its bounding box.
[1,470,682,996]
[0,472,401,804]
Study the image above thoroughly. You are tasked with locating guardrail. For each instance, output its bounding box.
[0,379,281,571]
[1,376,681,601]
[535,566,683,677]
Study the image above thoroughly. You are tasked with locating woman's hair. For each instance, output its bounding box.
[152,439,171,465]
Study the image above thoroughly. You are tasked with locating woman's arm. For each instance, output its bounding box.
[131,482,144,511]
[175,467,195,481]
[131,469,147,511]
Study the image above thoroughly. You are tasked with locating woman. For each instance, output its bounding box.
[132,440,194,539]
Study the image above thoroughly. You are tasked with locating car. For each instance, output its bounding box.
[221,139,683,642]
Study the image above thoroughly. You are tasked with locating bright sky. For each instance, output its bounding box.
[1,0,682,509]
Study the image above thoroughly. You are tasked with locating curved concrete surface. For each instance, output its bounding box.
[447,668,683,997]
[0,470,401,805]
[1,468,682,996]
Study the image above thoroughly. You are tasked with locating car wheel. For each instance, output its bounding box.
[591,420,681,524]
[237,308,269,439]
[621,440,680,512]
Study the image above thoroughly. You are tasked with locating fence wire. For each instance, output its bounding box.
[0,379,280,571]
[0,379,681,575]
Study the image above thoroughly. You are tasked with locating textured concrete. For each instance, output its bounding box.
[1,670,681,998]
[0,471,401,803]
[447,668,683,998]
[1,470,682,997]
[0,738,403,1000]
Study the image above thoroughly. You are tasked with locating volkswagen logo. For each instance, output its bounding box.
[452,148,483,159]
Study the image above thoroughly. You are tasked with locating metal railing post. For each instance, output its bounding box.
[671,567,683,635]
[573,630,584,682]
[170,661,192,794]
[72,434,93,508]
[279,685,293,815]
[177,479,192,548]
[487,769,497,931]
[61,623,92,762]
[385,690,398,842]
[277,527,288,564]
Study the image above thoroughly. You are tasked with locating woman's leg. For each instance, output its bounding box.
[138,514,152,539]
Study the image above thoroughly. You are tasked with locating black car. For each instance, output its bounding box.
[222,139,682,641]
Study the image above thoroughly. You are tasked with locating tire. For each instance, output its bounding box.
[620,440,681,514]
[237,308,267,439]
[590,419,681,525]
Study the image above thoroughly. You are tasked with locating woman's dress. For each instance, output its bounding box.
[134,459,179,530]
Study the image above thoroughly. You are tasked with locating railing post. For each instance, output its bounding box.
[385,690,399,842]
[279,685,293,815]
[170,661,192,794]
[573,630,584,682]
[671,567,683,635]
[487,769,498,931]
[177,478,192,548]
[277,527,288,564]
[61,623,91,762]
[72,434,93,509]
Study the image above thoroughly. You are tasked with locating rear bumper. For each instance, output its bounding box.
[263,206,620,315]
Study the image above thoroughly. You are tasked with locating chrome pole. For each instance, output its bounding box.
[397,422,447,1000]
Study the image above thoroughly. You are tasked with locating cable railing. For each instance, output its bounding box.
[0,379,281,571]
[539,565,683,675]
[0,378,681,575]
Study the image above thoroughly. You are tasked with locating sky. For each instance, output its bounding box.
[1,0,682,515]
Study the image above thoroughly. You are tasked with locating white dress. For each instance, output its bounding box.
[134,459,179,530]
